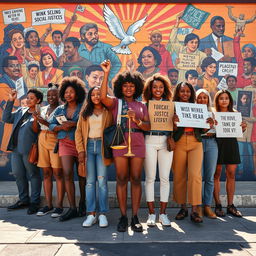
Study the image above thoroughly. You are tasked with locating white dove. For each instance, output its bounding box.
[103,4,147,55]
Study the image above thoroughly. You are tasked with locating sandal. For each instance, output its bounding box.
[175,208,188,220]
[190,212,203,223]
[215,204,226,217]
[227,204,242,218]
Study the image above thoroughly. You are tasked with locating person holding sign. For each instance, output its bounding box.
[100,60,150,232]
[213,90,247,217]
[172,82,212,223]
[166,12,206,82]
[142,74,173,227]
[196,89,218,219]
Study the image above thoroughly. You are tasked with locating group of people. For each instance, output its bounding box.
[4,57,246,232]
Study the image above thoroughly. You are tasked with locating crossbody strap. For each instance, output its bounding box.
[117,99,122,125]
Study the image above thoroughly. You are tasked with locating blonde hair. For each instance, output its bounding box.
[196,89,212,111]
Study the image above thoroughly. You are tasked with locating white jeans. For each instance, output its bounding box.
[144,135,173,202]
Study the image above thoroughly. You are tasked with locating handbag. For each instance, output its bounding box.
[103,99,126,159]
[28,140,39,165]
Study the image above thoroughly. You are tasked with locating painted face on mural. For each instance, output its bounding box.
[83,28,99,46]
[86,70,104,88]
[42,54,53,68]
[11,32,24,49]
[243,61,253,75]
[242,47,254,59]
[211,19,225,37]
[52,33,62,46]
[70,70,83,80]
[168,72,178,86]
[4,59,20,80]
[187,74,198,87]
[64,41,76,58]
[227,77,237,90]
[150,33,162,46]
[28,67,39,80]
[142,50,156,69]
[27,31,39,47]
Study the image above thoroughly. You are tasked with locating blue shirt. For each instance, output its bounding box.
[78,41,121,86]
[49,103,82,140]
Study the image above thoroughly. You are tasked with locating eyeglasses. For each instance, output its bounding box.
[8,64,20,69]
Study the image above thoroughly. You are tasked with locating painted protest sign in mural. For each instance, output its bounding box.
[0,3,255,180]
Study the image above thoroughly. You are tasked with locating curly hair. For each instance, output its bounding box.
[59,76,86,104]
[113,71,145,99]
[143,73,172,102]
[27,88,43,104]
[172,82,195,103]
[214,89,234,112]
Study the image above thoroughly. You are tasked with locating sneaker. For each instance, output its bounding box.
[131,215,143,232]
[51,208,64,218]
[7,201,29,211]
[82,215,97,227]
[146,214,156,227]
[159,214,171,226]
[117,215,128,232]
[37,206,54,216]
[99,214,108,228]
[27,203,39,215]
[59,208,78,222]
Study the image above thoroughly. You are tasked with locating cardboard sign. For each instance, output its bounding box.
[2,8,26,24]
[215,112,243,138]
[32,8,65,26]
[177,53,200,70]
[175,102,209,128]
[236,90,253,117]
[218,62,238,77]
[148,100,174,131]
[182,4,210,29]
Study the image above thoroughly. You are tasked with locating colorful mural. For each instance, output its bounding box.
[0,3,255,180]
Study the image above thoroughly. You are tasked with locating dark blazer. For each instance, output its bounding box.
[173,127,204,142]
[2,100,38,154]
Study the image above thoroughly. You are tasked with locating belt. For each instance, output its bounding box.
[145,131,169,136]
[88,137,102,141]
[124,128,143,133]
[202,134,216,139]
[183,131,195,136]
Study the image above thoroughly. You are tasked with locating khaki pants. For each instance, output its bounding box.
[172,134,203,205]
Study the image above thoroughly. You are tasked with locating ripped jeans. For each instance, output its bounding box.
[86,139,108,213]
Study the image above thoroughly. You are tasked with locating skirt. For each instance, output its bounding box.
[59,137,78,157]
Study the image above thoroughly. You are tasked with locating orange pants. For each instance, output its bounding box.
[172,134,203,205]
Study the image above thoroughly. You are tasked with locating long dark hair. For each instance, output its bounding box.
[173,82,196,103]
[214,90,234,112]
[82,86,104,120]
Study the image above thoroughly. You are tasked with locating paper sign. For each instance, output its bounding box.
[236,90,253,117]
[177,53,200,70]
[182,4,210,29]
[215,112,243,138]
[15,77,25,99]
[2,8,26,24]
[148,101,174,131]
[32,8,65,26]
[211,47,224,62]
[175,102,210,128]
[217,77,228,90]
[218,62,238,77]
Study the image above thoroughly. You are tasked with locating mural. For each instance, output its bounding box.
[0,3,255,180]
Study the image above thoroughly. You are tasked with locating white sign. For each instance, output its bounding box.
[76,5,85,13]
[215,112,243,138]
[217,77,228,90]
[2,8,26,24]
[175,102,210,128]
[211,47,224,62]
[32,8,65,26]
[15,77,25,99]
[218,62,238,77]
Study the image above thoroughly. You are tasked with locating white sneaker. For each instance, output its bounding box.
[98,214,108,228]
[159,214,171,226]
[82,215,97,227]
[146,214,156,227]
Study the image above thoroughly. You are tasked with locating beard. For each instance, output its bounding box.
[84,37,98,46]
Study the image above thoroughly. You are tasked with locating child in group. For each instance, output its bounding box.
[185,70,200,91]
[213,90,247,217]
[75,86,113,228]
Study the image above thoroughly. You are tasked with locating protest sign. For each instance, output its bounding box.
[218,62,238,77]
[177,53,200,70]
[76,5,85,13]
[182,4,210,29]
[215,112,243,138]
[148,101,174,131]
[217,77,228,90]
[175,102,209,128]
[32,8,65,26]
[2,8,26,24]
[236,90,253,117]
[15,78,25,99]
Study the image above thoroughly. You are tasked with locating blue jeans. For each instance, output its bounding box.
[11,150,42,204]
[86,139,108,213]
[202,138,218,206]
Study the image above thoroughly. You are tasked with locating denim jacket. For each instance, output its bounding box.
[49,103,82,140]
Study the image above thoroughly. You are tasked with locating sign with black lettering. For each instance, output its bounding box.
[148,101,174,131]
[32,8,65,26]
[177,53,200,70]
[2,8,26,24]
[218,62,238,77]
[215,112,243,138]
[175,102,209,128]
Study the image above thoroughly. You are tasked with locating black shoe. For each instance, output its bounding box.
[117,215,128,232]
[27,203,39,215]
[131,215,143,232]
[51,208,64,218]
[59,208,78,222]
[175,208,188,220]
[36,206,54,216]
[78,202,86,217]
[227,204,242,217]
[7,201,29,211]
